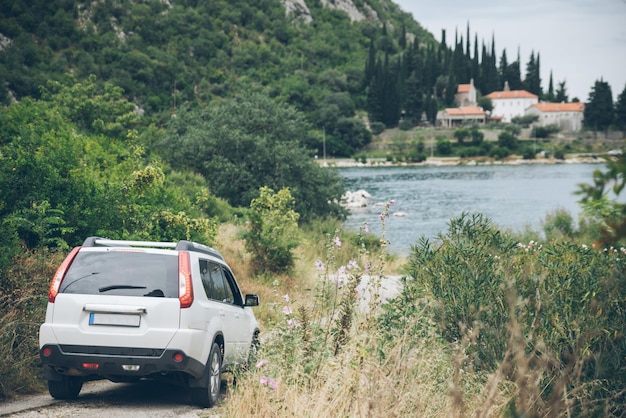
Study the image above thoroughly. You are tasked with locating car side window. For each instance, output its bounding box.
[199,259,237,304]
[199,259,214,300]
[209,262,227,302]
[222,268,243,306]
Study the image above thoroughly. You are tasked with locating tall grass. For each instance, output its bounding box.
[0,249,62,398]
[215,212,625,417]
[2,210,625,417]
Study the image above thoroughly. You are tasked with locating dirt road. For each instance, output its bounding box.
[0,380,220,418]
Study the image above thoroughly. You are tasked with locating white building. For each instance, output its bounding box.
[486,84,538,123]
[525,102,585,132]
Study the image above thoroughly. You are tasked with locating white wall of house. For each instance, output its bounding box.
[490,97,538,123]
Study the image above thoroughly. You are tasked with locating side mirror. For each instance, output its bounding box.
[244,294,259,307]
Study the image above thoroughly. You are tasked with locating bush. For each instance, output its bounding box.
[382,213,626,415]
[243,187,300,275]
[521,145,536,160]
[370,121,385,135]
[398,118,413,131]
[436,139,452,155]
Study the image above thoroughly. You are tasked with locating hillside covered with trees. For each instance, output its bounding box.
[4,0,624,159]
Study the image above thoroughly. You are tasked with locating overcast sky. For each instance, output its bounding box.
[393,0,626,102]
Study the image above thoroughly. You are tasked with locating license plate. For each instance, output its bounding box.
[89,312,141,327]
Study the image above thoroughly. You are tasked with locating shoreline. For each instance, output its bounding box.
[318,155,608,168]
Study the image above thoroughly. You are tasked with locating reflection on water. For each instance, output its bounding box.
[339,163,602,255]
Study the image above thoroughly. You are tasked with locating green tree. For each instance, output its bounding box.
[159,92,345,222]
[498,131,518,151]
[453,128,470,144]
[477,96,493,113]
[243,187,300,275]
[470,128,484,146]
[577,153,626,246]
[555,80,569,103]
[584,79,614,137]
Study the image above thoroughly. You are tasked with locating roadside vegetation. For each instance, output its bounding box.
[2,68,626,418]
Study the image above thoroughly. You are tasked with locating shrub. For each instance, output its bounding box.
[398,118,413,131]
[370,121,385,135]
[382,213,626,415]
[243,187,300,275]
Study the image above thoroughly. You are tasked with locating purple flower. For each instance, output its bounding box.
[338,265,346,275]
[282,306,293,315]
[390,199,396,204]
[363,223,369,233]
[333,275,345,289]
[287,318,298,328]
[334,236,342,247]
[315,260,325,271]
[283,294,290,303]
[347,260,359,270]
[260,375,277,390]
[256,359,266,368]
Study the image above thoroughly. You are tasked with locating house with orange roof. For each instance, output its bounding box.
[455,79,477,107]
[436,106,486,128]
[525,102,585,132]
[485,82,538,123]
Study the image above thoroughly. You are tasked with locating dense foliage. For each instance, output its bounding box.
[5,0,616,155]
[380,213,626,416]
[157,92,346,222]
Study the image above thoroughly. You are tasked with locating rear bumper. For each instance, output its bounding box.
[40,344,205,380]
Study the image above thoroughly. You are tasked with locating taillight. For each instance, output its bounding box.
[48,246,81,303]
[178,251,194,308]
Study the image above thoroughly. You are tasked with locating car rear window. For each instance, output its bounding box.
[59,250,179,298]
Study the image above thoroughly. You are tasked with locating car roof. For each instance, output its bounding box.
[81,237,224,260]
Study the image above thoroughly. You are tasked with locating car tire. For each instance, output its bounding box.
[48,375,83,400]
[190,342,222,407]
[247,332,260,369]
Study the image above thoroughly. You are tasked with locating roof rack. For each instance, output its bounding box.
[81,237,224,260]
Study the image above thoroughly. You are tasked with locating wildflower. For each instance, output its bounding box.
[333,275,345,288]
[390,199,396,204]
[315,260,325,271]
[338,265,346,275]
[256,359,267,368]
[334,236,342,247]
[347,260,359,270]
[363,223,369,233]
[282,306,293,315]
[260,376,278,390]
[287,318,298,328]
[283,294,290,303]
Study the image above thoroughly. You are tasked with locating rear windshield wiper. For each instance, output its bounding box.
[99,285,147,293]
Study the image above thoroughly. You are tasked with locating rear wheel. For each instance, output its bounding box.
[48,375,83,400]
[190,342,222,407]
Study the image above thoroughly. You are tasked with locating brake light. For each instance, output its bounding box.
[178,251,194,308]
[48,246,81,303]
[82,363,100,370]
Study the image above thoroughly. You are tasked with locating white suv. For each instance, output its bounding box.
[39,237,260,407]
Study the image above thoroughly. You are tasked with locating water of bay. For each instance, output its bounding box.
[339,163,602,256]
